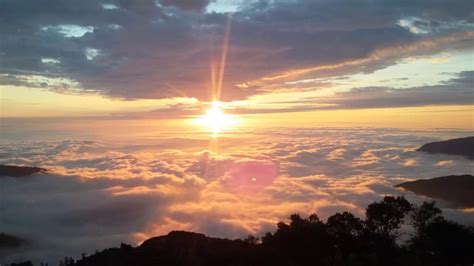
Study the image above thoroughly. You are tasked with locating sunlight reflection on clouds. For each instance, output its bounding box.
[1,127,473,263]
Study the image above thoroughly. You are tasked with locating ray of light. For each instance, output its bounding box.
[213,15,232,101]
[196,15,236,136]
[201,15,234,181]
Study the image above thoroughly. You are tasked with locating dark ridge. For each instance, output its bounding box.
[0,233,26,249]
[417,136,474,159]
[70,197,474,266]
[395,175,474,208]
[0,165,46,177]
[73,231,253,266]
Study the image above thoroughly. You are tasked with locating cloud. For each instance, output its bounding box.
[246,30,473,88]
[1,127,474,263]
[214,70,473,114]
[160,0,211,10]
[436,160,455,167]
[107,69,474,118]
[310,70,474,109]
[0,0,473,100]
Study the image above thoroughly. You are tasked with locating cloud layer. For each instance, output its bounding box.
[1,127,473,264]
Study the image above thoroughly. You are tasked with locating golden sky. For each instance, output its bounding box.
[2,51,472,129]
[1,1,473,130]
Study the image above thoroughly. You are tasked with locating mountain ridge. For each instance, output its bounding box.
[417,136,474,159]
[0,165,46,177]
[395,175,474,208]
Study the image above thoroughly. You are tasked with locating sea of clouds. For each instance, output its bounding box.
[1,126,473,264]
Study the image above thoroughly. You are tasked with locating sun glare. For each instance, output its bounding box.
[197,101,237,134]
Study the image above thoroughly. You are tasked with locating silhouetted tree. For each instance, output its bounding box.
[243,235,259,245]
[263,213,334,265]
[365,196,412,238]
[327,211,364,262]
[410,201,443,234]
[410,214,474,266]
[25,198,473,266]
[59,256,75,266]
[363,196,412,265]
[424,220,474,265]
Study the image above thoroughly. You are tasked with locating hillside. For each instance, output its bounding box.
[0,233,25,250]
[396,175,474,208]
[417,137,474,159]
[0,165,46,177]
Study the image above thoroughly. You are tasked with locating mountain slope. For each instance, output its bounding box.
[417,136,474,159]
[0,233,25,250]
[395,175,474,208]
[0,165,46,177]
[74,231,257,266]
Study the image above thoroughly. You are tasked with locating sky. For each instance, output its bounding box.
[1,0,474,264]
[0,0,473,129]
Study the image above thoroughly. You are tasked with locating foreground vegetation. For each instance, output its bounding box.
[11,196,474,266]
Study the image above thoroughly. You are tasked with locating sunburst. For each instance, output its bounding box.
[197,101,237,133]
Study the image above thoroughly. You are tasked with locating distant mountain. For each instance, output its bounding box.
[0,233,25,250]
[74,231,254,266]
[0,165,46,177]
[395,175,474,208]
[417,136,474,159]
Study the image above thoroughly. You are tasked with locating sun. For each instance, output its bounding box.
[197,101,237,134]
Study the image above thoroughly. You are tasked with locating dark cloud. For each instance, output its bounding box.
[160,0,211,10]
[0,0,472,100]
